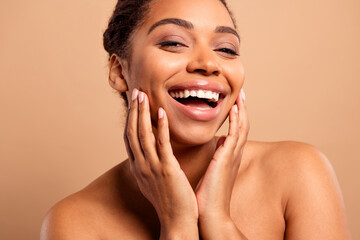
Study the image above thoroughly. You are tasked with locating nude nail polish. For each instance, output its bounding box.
[138,92,144,103]
[241,89,246,102]
[158,108,164,119]
[132,88,138,101]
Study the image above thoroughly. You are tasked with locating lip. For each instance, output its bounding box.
[168,80,227,94]
[167,80,227,121]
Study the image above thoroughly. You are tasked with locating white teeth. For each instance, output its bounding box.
[169,89,221,102]
[205,91,212,99]
[198,90,205,98]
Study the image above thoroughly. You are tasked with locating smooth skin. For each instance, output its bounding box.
[40,0,351,239]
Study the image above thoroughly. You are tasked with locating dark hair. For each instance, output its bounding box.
[103,0,236,105]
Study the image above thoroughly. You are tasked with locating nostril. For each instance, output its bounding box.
[194,69,206,73]
[192,68,219,76]
[212,70,220,76]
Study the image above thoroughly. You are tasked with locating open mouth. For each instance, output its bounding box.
[169,89,223,109]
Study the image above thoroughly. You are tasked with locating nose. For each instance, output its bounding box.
[186,46,221,76]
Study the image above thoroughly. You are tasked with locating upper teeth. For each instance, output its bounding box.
[170,89,220,102]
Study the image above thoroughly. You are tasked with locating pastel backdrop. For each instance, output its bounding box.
[1,0,359,239]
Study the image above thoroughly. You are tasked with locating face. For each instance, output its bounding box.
[114,0,245,146]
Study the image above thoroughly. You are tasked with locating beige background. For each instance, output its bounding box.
[0,0,359,239]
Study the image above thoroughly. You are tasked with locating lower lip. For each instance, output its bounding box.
[169,95,223,121]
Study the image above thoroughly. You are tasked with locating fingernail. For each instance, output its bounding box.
[132,88,138,101]
[233,105,238,114]
[138,91,144,103]
[241,89,246,102]
[158,107,164,119]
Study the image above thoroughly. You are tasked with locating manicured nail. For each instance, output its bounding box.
[233,105,238,114]
[241,89,246,102]
[138,91,144,103]
[158,107,164,119]
[132,88,138,101]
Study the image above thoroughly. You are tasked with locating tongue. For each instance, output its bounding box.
[178,98,211,109]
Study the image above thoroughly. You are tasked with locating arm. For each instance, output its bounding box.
[283,143,352,239]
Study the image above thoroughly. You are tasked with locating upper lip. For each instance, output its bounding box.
[167,80,227,95]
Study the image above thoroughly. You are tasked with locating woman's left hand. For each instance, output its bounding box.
[195,89,249,239]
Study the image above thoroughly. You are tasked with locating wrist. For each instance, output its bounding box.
[199,214,247,240]
[160,217,199,240]
[199,213,232,228]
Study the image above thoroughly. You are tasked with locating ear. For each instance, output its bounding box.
[108,54,129,92]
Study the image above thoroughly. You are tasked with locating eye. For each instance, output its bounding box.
[216,48,239,56]
[158,41,187,48]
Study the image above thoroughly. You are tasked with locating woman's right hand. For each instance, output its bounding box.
[124,88,199,239]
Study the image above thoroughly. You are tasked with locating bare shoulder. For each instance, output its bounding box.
[244,140,336,180]
[40,163,130,240]
[245,140,351,239]
[40,190,100,240]
[246,140,343,205]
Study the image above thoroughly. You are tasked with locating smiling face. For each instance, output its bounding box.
[111,0,245,146]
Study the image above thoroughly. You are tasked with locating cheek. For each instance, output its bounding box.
[223,60,245,91]
[130,49,186,89]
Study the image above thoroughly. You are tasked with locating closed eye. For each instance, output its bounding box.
[216,48,239,56]
[158,41,187,48]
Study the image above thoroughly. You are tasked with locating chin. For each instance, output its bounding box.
[168,119,222,147]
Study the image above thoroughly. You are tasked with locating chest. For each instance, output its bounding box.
[100,184,285,239]
[229,168,287,239]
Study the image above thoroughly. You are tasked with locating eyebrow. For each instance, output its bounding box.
[147,18,240,42]
[148,18,194,34]
[215,26,240,42]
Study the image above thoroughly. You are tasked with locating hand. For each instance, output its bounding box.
[195,89,249,225]
[124,88,199,238]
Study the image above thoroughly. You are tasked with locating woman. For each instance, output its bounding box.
[41,0,351,239]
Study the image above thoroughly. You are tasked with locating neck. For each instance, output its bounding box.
[171,137,218,190]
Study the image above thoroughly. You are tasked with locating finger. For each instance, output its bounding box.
[124,128,134,162]
[126,88,146,165]
[223,104,240,150]
[234,89,250,153]
[123,94,135,162]
[213,105,239,161]
[138,91,158,163]
[157,107,177,165]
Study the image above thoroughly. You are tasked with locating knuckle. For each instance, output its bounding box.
[138,127,152,141]
[157,135,168,147]
[139,166,152,179]
[161,163,176,177]
[127,127,135,138]
[149,162,161,176]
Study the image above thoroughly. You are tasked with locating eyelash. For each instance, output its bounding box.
[158,41,239,56]
[158,41,187,47]
[216,48,239,56]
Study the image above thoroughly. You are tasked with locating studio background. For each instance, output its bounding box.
[1,0,359,239]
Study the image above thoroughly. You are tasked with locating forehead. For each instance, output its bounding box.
[144,0,235,30]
